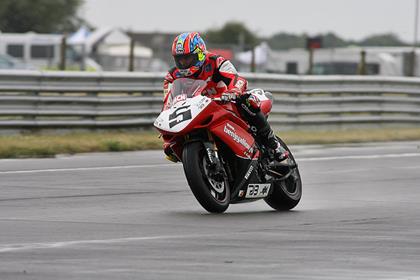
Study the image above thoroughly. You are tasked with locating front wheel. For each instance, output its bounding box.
[264,138,302,211]
[182,141,230,213]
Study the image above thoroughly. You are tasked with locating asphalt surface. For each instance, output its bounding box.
[1,141,420,279]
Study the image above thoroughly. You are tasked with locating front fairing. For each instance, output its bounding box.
[154,95,212,134]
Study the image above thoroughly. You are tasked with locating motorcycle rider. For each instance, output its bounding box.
[163,32,289,162]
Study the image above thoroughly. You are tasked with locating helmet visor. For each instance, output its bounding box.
[174,53,198,70]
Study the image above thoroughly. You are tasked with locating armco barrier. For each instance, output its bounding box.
[0,70,420,131]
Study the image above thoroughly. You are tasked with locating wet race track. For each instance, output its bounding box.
[0,141,420,280]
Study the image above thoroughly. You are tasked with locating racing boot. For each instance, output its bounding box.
[248,110,289,162]
[259,124,289,162]
[237,96,289,162]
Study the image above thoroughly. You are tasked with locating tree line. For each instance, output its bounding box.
[204,22,409,49]
[0,0,87,33]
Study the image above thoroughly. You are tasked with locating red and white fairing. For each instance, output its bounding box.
[154,95,212,133]
[154,78,261,160]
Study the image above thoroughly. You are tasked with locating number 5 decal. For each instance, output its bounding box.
[169,105,192,128]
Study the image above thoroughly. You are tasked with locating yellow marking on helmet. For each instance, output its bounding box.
[197,49,205,61]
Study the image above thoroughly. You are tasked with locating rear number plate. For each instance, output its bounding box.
[245,184,271,198]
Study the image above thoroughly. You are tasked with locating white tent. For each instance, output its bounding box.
[68,26,91,45]
[67,27,154,70]
[236,42,270,65]
[99,45,152,58]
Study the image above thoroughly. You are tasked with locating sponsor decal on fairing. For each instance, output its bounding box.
[223,123,251,150]
[173,94,187,105]
[241,103,257,117]
[244,165,254,180]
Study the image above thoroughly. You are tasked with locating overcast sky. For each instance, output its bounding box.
[81,0,419,43]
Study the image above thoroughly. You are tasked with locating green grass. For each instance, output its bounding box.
[0,131,161,158]
[1,127,420,158]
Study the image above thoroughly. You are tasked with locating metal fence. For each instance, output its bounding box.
[1,69,420,132]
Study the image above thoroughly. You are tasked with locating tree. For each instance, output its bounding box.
[321,32,351,48]
[204,21,259,48]
[266,32,408,50]
[267,32,306,50]
[0,0,85,33]
[267,32,354,50]
[359,33,407,47]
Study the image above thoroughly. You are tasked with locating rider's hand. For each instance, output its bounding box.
[220,92,237,103]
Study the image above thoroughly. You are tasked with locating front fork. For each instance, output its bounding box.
[202,129,234,183]
[202,140,228,182]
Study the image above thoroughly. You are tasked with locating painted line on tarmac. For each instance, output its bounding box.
[297,152,420,162]
[0,152,419,175]
[0,233,219,253]
[0,163,178,174]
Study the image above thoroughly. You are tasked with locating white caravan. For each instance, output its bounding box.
[0,32,63,69]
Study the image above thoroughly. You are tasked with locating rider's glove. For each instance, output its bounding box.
[220,91,237,103]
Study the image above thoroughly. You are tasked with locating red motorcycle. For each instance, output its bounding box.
[154,78,302,213]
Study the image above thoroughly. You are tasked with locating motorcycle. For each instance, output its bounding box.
[154,78,302,213]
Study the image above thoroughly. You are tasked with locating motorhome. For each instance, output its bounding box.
[0,32,63,69]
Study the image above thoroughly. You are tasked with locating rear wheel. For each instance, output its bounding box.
[264,138,302,211]
[182,141,230,213]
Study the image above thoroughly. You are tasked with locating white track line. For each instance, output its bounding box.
[0,152,419,175]
[0,233,220,253]
[0,163,177,174]
[297,152,420,162]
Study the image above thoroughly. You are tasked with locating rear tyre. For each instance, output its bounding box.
[182,141,230,213]
[264,138,302,211]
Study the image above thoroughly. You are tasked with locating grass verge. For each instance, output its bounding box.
[1,127,420,159]
[0,131,161,158]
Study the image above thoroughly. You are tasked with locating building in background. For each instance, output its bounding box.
[236,43,420,76]
[128,32,175,70]
[73,27,158,71]
[2,29,420,76]
[0,28,163,72]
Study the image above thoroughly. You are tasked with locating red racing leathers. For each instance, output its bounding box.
[161,52,288,161]
[163,52,248,110]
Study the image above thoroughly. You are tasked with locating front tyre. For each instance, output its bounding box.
[182,141,230,213]
[264,138,302,211]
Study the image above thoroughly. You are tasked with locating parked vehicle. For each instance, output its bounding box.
[0,54,35,70]
[0,32,62,69]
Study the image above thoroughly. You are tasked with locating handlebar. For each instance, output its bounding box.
[205,92,251,103]
[210,97,237,103]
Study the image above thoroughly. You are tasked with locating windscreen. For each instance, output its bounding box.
[165,78,207,109]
